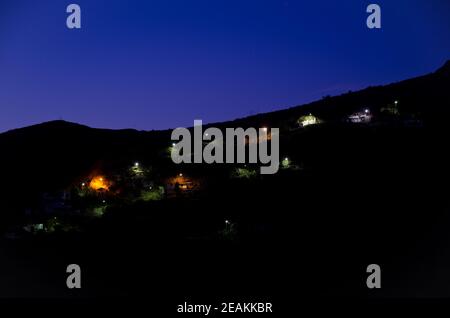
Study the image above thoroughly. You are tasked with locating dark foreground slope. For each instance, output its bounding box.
[0,61,449,306]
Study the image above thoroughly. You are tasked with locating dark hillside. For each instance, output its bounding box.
[0,61,449,299]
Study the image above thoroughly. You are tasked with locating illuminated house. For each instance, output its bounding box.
[165,173,201,197]
[89,176,110,191]
[298,114,319,127]
[381,100,400,116]
[348,109,372,123]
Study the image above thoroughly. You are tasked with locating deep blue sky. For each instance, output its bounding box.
[0,0,449,132]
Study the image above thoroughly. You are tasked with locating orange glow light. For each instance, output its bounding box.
[89,176,109,191]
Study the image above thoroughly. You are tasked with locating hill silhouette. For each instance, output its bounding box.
[0,60,449,299]
[0,60,448,212]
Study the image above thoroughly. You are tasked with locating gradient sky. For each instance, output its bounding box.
[0,0,449,132]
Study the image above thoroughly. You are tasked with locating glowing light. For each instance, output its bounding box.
[262,127,268,132]
[179,173,183,177]
[172,143,176,147]
[89,176,109,191]
[282,157,290,168]
[299,114,318,127]
[134,162,139,167]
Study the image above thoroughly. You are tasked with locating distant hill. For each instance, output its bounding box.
[0,60,448,218]
[1,61,449,300]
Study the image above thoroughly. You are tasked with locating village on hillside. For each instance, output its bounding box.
[3,98,423,240]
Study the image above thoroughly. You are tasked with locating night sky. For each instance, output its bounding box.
[0,0,449,132]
